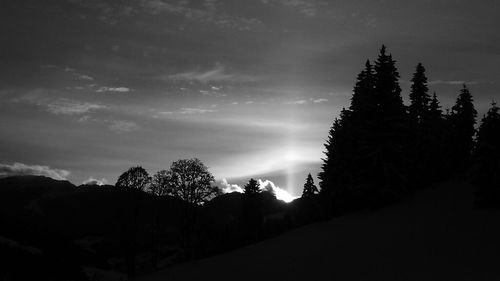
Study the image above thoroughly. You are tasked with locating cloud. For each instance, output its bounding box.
[96,87,131,93]
[312,98,328,103]
[78,74,94,81]
[258,179,298,203]
[82,177,108,186]
[428,80,492,86]
[108,120,139,133]
[46,99,107,115]
[261,0,324,17]
[139,0,262,30]
[0,162,70,180]
[159,107,217,116]
[166,63,258,83]
[218,178,297,203]
[217,178,244,193]
[287,99,308,105]
[286,98,328,105]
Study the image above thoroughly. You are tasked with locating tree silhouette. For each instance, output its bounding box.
[158,158,218,258]
[161,158,219,205]
[244,178,260,195]
[149,170,169,196]
[302,173,318,198]
[407,63,432,187]
[409,63,431,125]
[449,84,477,171]
[473,101,500,205]
[320,45,410,212]
[424,92,449,182]
[115,166,150,279]
[241,178,264,242]
[115,166,151,191]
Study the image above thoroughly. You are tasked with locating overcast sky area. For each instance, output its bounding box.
[1,0,499,197]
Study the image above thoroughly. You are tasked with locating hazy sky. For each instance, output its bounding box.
[1,0,499,196]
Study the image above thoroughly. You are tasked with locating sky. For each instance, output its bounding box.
[1,0,499,197]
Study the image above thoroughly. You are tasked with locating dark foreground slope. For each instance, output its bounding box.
[141,180,500,281]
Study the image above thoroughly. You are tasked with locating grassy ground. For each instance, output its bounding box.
[140,180,500,281]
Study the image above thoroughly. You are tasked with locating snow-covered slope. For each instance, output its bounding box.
[140,180,500,281]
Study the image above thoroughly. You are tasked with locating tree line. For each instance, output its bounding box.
[318,45,500,215]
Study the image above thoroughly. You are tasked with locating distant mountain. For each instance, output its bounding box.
[0,175,75,201]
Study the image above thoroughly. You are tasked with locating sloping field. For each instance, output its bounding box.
[141,180,500,281]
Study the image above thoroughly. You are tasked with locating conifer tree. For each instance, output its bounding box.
[302,173,318,198]
[350,60,375,116]
[407,63,432,187]
[409,63,431,125]
[428,92,442,120]
[369,45,409,201]
[320,45,410,211]
[244,178,260,195]
[473,101,500,204]
[425,92,448,181]
[319,108,354,212]
[449,84,477,171]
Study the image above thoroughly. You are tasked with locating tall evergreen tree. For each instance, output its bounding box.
[424,92,448,181]
[319,108,355,213]
[302,173,318,198]
[428,92,442,120]
[350,60,375,116]
[320,45,409,211]
[407,63,432,187]
[368,45,409,202]
[449,84,477,171]
[244,178,260,195]
[473,101,500,205]
[408,63,431,124]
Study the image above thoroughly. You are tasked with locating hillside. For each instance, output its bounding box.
[140,180,500,281]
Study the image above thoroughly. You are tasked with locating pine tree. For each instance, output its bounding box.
[473,101,500,204]
[320,45,410,212]
[449,84,477,171]
[369,45,409,202]
[318,108,354,213]
[407,63,432,187]
[350,60,375,116]
[409,63,431,125]
[241,178,263,242]
[429,92,442,119]
[244,178,260,195]
[425,92,448,181]
[302,173,318,198]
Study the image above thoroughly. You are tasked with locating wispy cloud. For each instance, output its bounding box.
[312,98,328,103]
[139,0,262,30]
[108,120,139,133]
[286,98,328,105]
[77,74,94,81]
[96,86,131,93]
[165,63,259,83]
[159,107,217,116]
[287,99,308,105]
[46,99,108,115]
[261,0,325,17]
[428,80,487,86]
[0,162,70,180]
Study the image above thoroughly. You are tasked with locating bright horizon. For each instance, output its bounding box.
[1,0,499,197]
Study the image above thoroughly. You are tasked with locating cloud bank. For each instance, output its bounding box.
[82,177,108,186]
[217,178,297,203]
[0,162,70,180]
